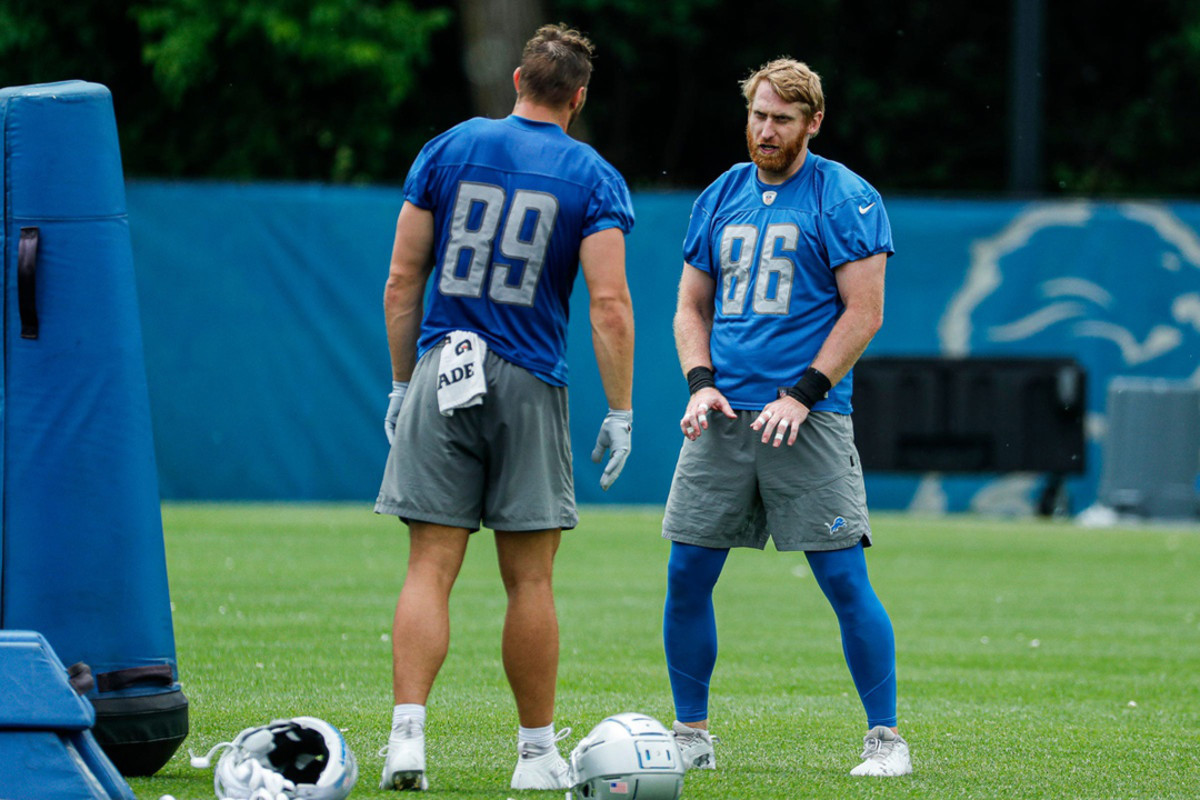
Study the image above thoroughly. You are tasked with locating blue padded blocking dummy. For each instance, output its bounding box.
[0,631,135,799]
[0,80,187,775]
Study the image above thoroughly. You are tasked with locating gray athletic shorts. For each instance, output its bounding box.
[375,342,577,532]
[662,411,871,552]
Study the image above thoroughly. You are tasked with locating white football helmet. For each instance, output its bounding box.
[190,716,358,800]
[569,713,684,800]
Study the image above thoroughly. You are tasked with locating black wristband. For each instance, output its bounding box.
[686,366,716,394]
[779,367,832,409]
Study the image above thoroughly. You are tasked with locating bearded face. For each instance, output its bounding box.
[745,121,807,175]
[744,81,821,180]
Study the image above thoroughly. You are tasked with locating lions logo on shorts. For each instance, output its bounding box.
[828,516,847,535]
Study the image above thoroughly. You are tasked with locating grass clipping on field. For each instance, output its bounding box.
[130,504,1200,800]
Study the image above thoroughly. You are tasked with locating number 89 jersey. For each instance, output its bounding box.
[405,115,634,386]
[683,153,894,412]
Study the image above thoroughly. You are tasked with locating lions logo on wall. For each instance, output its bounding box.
[928,202,1200,515]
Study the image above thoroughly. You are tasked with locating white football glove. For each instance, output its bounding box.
[384,381,409,445]
[591,408,633,491]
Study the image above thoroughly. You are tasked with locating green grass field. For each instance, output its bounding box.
[129,504,1200,800]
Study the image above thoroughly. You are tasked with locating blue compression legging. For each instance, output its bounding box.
[663,540,897,728]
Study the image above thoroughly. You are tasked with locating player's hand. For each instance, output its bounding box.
[591,408,633,490]
[680,387,736,441]
[384,381,409,444]
[751,395,809,447]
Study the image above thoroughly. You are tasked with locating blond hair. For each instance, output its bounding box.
[739,58,825,120]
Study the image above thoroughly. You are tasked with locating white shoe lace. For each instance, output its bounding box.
[674,725,720,751]
[517,726,571,759]
[860,736,883,759]
[512,728,572,790]
[860,731,904,763]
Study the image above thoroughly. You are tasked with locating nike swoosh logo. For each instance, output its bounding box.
[858,202,876,214]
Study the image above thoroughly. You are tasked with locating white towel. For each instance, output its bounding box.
[437,331,487,416]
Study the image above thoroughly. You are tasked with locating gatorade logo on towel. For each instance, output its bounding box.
[437,331,487,416]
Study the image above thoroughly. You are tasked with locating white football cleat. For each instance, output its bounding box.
[510,728,572,790]
[379,717,428,790]
[849,725,912,777]
[671,720,717,770]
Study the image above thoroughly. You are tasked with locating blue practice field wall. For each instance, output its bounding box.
[127,182,1200,513]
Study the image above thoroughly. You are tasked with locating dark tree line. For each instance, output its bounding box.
[1,0,1197,195]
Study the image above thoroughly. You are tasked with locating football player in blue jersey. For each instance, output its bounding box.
[374,24,635,792]
[661,58,911,777]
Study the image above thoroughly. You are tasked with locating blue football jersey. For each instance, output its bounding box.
[683,153,894,412]
[404,115,634,385]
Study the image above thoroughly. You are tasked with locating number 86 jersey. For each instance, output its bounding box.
[683,153,894,412]
[404,115,634,386]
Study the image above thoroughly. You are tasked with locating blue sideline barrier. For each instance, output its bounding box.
[126,182,1200,513]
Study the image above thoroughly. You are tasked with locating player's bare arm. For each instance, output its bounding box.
[675,264,736,439]
[384,201,435,382]
[813,251,886,381]
[753,251,886,446]
[580,227,634,410]
[581,227,635,490]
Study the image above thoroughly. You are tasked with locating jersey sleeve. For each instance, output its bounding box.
[402,141,439,210]
[681,201,715,275]
[582,173,635,237]
[819,191,895,268]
